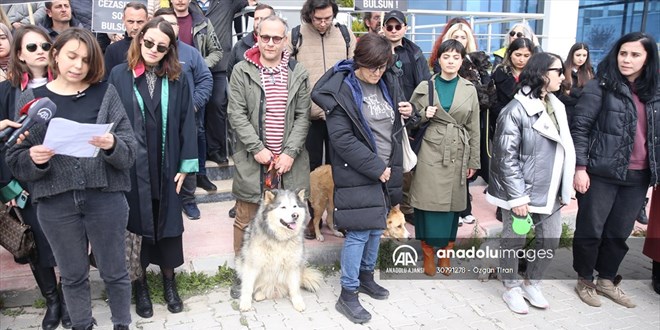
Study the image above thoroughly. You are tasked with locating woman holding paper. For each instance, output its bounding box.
[107,17,198,318]
[5,27,137,330]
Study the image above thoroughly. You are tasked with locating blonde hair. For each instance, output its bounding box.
[442,23,477,53]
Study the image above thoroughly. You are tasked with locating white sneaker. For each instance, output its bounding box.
[502,287,529,314]
[521,282,549,309]
[458,217,464,226]
[463,215,476,224]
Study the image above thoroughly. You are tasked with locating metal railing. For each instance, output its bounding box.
[235,7,545,56]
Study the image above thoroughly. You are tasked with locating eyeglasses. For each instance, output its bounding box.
[509,31,524,38]
[312,16,333,24]
[547,68,564,75]
[385,24,403,32]
[259,35,284,44]
[143,39,169,53]
[25,42,52,52]
[368,64,388,74]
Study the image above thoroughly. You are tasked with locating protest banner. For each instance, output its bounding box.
[354,0,408,12]
[91,0,147,34]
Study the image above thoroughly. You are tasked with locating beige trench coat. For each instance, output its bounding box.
[409,75,480,212]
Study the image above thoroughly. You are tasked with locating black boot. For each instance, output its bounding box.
[31,265,61,330]
[59,282,72,329]
[230,277,241,299]
[163,274,183,313]
[134,275,153,318]
[357,270,389,300]
[196,174,217,191]
[653,261,660,295]
[637,198,649,224]
[335,287,371,324]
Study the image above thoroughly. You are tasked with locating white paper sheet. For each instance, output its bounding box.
[43,118,114,158]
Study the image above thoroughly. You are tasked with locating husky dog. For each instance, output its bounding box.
[236,189,323,312]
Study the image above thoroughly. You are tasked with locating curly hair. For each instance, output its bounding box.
[518,52,563,99]
[300,0,338,24]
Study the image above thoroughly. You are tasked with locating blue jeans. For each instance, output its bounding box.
[37,190,131,327]
[340,229,383,290]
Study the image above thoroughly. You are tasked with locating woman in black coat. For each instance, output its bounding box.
[571,32,660,308]
[312,34,412,325]
[108,18,198,318]
[559,42,594,125]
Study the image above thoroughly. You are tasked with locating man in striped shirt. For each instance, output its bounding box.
[227,14,311,287]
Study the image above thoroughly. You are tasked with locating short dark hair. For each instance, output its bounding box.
[124,1,148,15]
[153,7,175,17]
[255,3,275,15]
[353,33,392,69]
[50,27,105,84]
[518,52,563,99]
[45,0,70,10]
[300,0,338,24]
[597,32,658,102]
[436,39,466,59]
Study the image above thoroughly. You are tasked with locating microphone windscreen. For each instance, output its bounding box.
[28,98,57,124]
[18,98,39,116]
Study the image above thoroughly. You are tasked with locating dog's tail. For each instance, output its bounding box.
[300,267,323,292]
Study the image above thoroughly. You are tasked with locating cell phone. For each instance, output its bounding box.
[16,191,28,209]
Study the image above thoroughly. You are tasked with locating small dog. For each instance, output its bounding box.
[309,165,411,241]
[236,189,323,312]
[382,205,410,240]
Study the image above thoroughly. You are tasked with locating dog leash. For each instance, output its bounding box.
[522,204,566,249]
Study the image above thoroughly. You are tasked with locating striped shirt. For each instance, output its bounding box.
[259,52,290,155]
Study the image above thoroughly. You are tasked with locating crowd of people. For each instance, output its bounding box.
[0,0,659,328]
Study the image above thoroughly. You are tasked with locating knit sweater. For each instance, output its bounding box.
[5,83,137,200]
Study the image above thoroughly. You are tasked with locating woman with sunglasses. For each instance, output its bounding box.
[571,32,659,308]
[488,52,575,314]
[408,39,479,277]
[559,42,594,125]
[0,25,73,330]
[108,17,198,318]
[6,27,137,330]
[493,22,542,68]
[312,33,411,324]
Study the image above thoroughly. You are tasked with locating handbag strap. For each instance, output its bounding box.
[428,77,434,107]
[2,205,26,224]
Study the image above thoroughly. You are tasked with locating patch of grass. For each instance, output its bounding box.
[376,239,398,271]
[32,298,46,309]
[143,263,237,304]
[315,260,340,277]
[632,227,647,237]
[1,307,24,317]
[456,221,484,252]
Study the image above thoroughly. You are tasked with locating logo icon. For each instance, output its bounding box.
[392,244,418,266]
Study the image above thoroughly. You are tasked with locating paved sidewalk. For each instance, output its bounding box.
[1,182,657,329]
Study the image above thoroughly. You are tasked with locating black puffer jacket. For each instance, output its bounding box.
[312,60,404,231]
[571,77,660,184]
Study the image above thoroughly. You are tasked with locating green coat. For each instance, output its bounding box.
[227,59,311,204]
[409,74,480,212]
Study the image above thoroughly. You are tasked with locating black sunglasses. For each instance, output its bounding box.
[25,42,52,52]
[259,35,284,44]
[509,31,524,38]
[547,68,564,75]
[385,24,403,32]
[143,39,169,53]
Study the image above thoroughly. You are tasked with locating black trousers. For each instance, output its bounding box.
[306,119,330,171]
[205,71,228,158]
[573,172,649,280]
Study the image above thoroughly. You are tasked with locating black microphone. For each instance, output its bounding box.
[0,114,28,141]
[2,97,58,151]
[72,91,86,101]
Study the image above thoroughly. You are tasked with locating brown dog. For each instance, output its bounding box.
[309,165,411,241]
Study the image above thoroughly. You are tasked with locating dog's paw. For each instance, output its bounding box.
[291,296,306,312]
[254,291,266,301]
[239,299,253,312]
[316,234,325,242]
[332,230,344,238]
